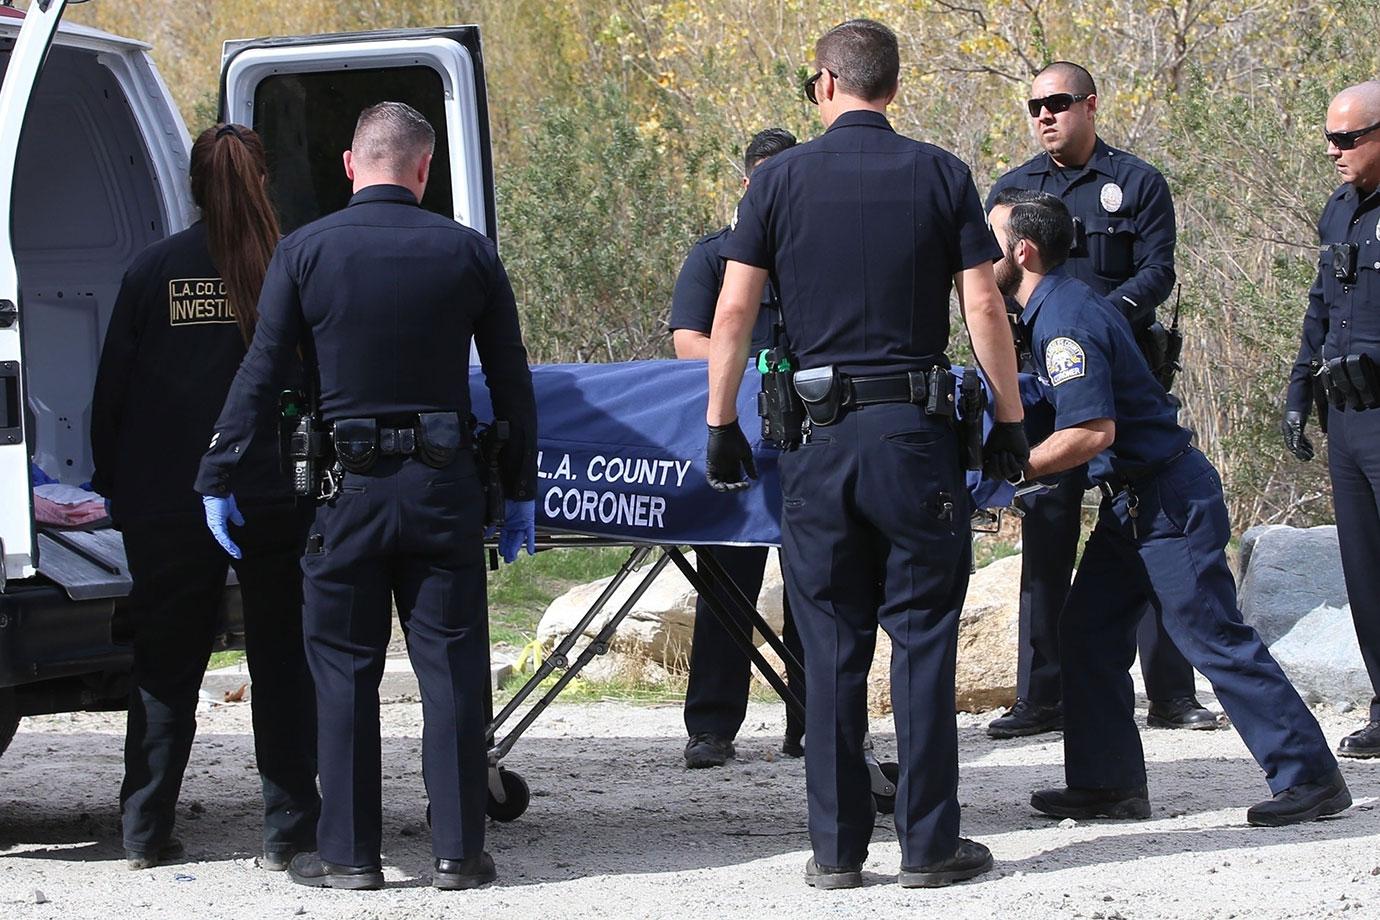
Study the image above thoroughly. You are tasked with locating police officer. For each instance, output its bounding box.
[703,19,1028,889]
[1283,80,1380,758]
[91,124,319,872]
[985,61,1214,739]
[990,189,1349,826]
[195,102,538,891]
[671,127,806,767]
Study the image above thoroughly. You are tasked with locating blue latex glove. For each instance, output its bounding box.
[202,494,244,559]
[498,499,537,564]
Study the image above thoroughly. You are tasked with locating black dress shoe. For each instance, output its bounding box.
[1147,697,1219,730]
[685,733,735,769]
[803,856,863,890]
[781,735,805,758]
[434,852,497,890]
[898,837,993,888]
[987,699,1063,739]
[287,852,385,890]
[1337,720,1380,758]
[125,837,185,871]
[1031,785,1151,820]
[1247,769,1352,826]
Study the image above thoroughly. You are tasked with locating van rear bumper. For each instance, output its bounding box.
[0,579,243,695]
[0,580,128,689]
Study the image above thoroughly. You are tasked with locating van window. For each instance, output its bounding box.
[252,65,454,233]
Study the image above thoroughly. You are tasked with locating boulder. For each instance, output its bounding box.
[1239,525,1347,646]
[1269,604,1370,711]
[536,549,787,678]
[867,553,1024,716]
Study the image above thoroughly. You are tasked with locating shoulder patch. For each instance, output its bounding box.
[731,205,740,231]
[1046,337,1086,386]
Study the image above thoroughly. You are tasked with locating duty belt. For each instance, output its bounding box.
[1098,448,1191,499]
[844,371,931,407]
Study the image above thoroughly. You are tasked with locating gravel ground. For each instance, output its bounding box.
[2,686,1379,920]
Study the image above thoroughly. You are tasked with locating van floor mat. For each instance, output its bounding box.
[36,528,131,600]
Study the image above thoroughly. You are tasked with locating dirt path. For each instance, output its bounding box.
[2,692,1378,920]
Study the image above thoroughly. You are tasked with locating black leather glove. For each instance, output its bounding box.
[705,420,758,492]
[1281,409,1314,462]
[983,420,1031,483]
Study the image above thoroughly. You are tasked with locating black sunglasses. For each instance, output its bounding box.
[1325,119,1380,151]
[1026,93,1090,118]
[803,69,834,106]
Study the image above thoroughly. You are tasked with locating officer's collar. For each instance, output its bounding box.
[1343,182,1380,206]
[1034,137,1114,179]
[1019,266,1070,327]
[825,109,895,133]
[347,184,422,207]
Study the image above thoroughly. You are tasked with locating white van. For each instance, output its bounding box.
[0,0,497,759]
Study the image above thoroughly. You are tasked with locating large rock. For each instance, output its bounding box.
[536,549,787,676]
[1269,604,1370,711]
[867,553,1024,715]
[1239,525,1347,645]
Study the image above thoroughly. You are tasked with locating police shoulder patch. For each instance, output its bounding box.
[1046,336,1086,386]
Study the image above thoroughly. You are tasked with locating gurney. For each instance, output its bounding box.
[466,360,1044,822]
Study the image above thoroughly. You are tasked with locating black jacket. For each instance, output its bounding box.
[91,222,293,525]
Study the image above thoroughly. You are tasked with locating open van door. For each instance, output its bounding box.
[0,0,70,585]
[220,26,497,242]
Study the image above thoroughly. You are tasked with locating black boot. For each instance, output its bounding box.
[1247,770,1351,826]
[1031,785,1151,819]
[684,733,735,768]
[125,837,185,871]
[287,852,385,890]
[987,699,1063,739]
[434,852,497,890]
[1337,720,1380,758]
[898,838,993,888]
[803,856,863,890]
[1147,696,1219,730]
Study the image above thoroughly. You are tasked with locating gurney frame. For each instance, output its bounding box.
[476,531,898,822]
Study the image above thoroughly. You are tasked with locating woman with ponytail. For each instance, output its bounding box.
[92,124,319,872]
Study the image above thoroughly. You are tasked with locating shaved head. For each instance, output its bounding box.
[1331,81,1380,125]
[1034,61,1096,98]
[1326,81,1380,192]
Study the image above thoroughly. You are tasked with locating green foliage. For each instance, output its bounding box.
[498,80,724,362]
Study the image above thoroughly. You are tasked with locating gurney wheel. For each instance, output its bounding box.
[486,768,530,822]
[873,761,900,815]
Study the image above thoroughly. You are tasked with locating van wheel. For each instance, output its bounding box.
[0,689,17,760]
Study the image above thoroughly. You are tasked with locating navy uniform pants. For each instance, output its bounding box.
[1328,406,1380,721]
[1018,470,1196,705]
[301,454,489,868]
[121,505,319,856]
[780,402,969,869]
[684,546,805,742]
[1061,450,1336,794]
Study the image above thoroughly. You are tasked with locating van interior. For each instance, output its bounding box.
[6,44,167,486]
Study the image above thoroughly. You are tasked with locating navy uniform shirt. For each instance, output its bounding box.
[988,138,1176,329]
[1021,269,1191,484]
[1287,183,1380,413]
[194,184,537,500]
[721,110,1000,375]
[92,222,292,525]
[668,226,778,352]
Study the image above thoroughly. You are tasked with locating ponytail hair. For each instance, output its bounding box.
[189,124,279,347]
